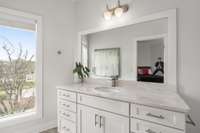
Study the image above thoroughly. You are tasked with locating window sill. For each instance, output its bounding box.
[0,111,42,129]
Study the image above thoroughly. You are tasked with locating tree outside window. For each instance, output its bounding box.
[0,26,36,118]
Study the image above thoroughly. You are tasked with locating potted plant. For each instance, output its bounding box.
[73,62,90,83]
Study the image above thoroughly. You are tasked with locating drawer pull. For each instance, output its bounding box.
[63,113,70,117]
[63,104,70,108]
[63,94,70,97]
[146,129,159,133]
[146,113,165,119]
[95,114,99,126]
[63,126,70,131]
[100,116,104,128]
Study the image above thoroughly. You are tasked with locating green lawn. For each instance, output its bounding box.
[0,90,6,96]
[23,82,35,89]
[0,89,6,99]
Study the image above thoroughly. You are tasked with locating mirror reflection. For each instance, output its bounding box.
[81,18,168,83]
[137,38,165,83]
[93,48,120,77]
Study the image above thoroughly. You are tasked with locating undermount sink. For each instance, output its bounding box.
[94,87,120,93]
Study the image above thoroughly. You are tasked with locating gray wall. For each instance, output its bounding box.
[0,0,75,132]
[74,0,200,132]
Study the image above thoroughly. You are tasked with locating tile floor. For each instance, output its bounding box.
[40,128,57,133]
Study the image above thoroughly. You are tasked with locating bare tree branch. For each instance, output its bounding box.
[0,36,35,114]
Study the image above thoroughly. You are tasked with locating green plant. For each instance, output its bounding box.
[73,62,90,83]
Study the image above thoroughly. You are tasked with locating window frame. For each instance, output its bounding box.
[0,7,43,128]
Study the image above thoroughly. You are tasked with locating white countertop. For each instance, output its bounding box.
[57,83,190,113]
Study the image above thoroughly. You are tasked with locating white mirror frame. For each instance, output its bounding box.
[78,9,177,88]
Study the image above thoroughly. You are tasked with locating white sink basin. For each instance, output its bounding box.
[94,87,120,93]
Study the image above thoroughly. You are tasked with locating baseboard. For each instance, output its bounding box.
[17,119,57,133]
[36,119,57,133]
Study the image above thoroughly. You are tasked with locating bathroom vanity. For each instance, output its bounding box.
[57,9,190,133]
[57,84,189,133]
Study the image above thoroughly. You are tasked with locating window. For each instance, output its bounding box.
[82,44,88,67]
[0,26,36,116]
[0,7,42,127]
[81,35,88,67]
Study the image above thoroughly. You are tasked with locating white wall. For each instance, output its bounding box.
[74,0,200,132]
[137,42,152,67]
[0,0,75,132]
[138,39,164,68]
[88,19,167,80]
[150,40,164,68]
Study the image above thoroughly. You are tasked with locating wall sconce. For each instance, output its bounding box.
[103,0,129,20]
[104,5,113,20]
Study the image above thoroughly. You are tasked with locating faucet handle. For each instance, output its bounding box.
[111,75,118,80]
[111,75,118,87]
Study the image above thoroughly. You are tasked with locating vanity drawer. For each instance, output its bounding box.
[59,109,76,122]
[131,104,185,130]
[58,90,76,102]
[58,99,76,112]
[60,119,76,133]
[131,118,184,133]
[77,94,129,116]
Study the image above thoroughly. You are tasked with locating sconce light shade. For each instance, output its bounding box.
[104,10,112,20]
[114,7,123,17]
[103,0,129,20]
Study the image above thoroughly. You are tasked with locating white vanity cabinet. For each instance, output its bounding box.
[77,93,129,116]
[77,105,103,133]
[77,105,129,133]
[77,94,130,133]
[131,104,186,133]
[59,118,76,133]
[58,89,129,133]
[57,89,77,133]
[131,119,184,133]
[131,104,185,130]
[57,86,188,133]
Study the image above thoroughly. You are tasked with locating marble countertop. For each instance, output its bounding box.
[57,83,190,113]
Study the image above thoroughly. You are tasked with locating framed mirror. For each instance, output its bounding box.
[78,9,177,88]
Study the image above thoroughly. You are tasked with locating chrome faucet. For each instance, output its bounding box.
[111,76,118,87]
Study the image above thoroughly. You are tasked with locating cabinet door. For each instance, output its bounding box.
[78,105,102,133]
[78,105,129,133]
[100,111,129,133]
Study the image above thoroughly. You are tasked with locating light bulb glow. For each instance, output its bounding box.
[114,7,123,17]
[104,10,112,20]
